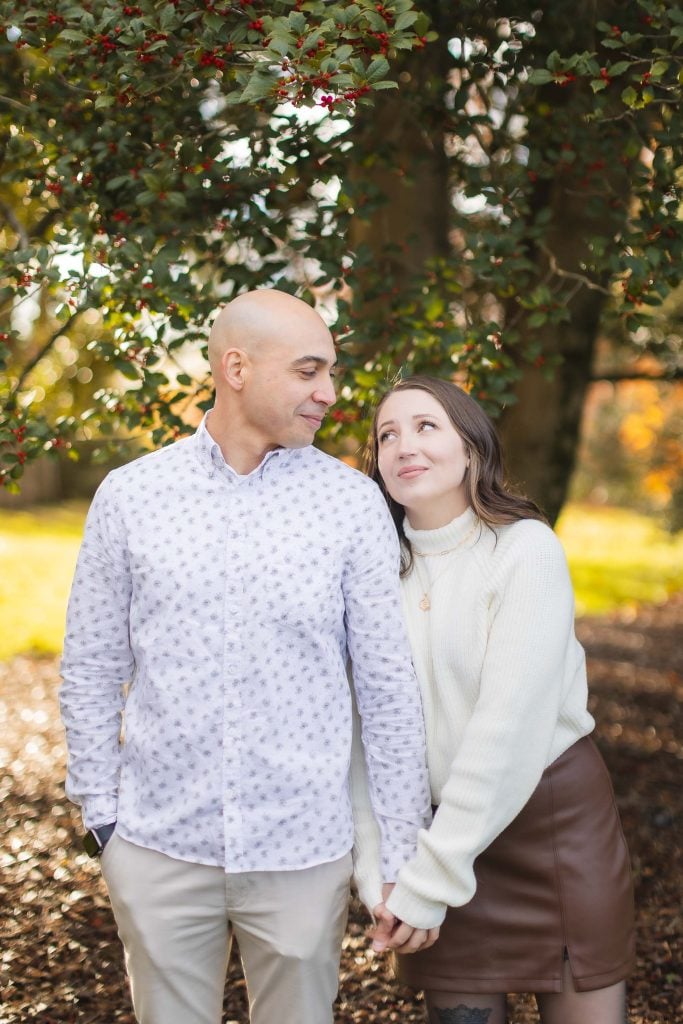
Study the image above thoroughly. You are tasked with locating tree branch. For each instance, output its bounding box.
[0,200,29,249]
[591,369,683,382]
[0,94,31,113]
[9,310,84,402]
[538,241,611,295]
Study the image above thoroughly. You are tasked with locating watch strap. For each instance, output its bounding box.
[83,821,117,858]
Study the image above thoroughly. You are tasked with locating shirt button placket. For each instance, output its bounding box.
[222,475,246,870]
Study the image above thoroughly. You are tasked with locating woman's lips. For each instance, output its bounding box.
[397,465,427,479]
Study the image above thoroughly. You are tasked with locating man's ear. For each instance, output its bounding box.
[221,348,249,391]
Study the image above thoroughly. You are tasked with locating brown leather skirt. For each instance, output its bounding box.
[396,736,636,994]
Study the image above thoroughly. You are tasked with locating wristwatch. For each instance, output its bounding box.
[83,822,117,858]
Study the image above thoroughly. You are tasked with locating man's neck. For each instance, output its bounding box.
[205,408,278,476]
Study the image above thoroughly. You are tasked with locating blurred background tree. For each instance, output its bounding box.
[1,0,681,524]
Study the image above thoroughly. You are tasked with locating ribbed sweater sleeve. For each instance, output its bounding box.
[386,520,589,929]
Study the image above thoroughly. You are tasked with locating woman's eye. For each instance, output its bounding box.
[378,430,395,444]
[418,420,436,432]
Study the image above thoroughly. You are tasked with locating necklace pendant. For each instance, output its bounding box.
[419,593,431,612]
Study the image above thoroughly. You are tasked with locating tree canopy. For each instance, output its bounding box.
[1,0,681,518]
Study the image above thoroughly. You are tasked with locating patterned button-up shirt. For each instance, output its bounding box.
[60,417,431,876]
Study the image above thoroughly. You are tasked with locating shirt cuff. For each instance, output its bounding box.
[82,799,119,832]
[352,860,384,915]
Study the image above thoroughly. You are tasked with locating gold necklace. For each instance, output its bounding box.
[412,521,478,611]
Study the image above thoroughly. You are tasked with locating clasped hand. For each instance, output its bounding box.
[371,884,440,955]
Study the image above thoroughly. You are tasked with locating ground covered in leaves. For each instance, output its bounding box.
[1,597,681,1023]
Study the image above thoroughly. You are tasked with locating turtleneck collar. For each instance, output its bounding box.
[403,505,479,555]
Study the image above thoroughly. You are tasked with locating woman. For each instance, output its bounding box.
[351,376,635,1024]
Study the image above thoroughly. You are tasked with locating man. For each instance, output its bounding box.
[60,288,432,1024]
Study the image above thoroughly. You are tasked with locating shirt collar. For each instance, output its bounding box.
[193,411,298,480]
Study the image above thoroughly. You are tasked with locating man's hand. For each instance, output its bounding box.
[371,883,397,953]
[371,883,440,954]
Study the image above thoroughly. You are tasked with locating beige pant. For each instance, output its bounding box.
[100,833,353,1024]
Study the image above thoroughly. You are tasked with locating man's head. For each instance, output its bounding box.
[207,289,337,463]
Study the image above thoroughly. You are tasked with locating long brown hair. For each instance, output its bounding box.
[363,376,547,575]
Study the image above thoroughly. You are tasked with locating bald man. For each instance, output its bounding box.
[60,290,431,1024]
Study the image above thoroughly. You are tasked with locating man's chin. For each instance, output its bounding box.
[278,429,317,450]
[273,416,323,449]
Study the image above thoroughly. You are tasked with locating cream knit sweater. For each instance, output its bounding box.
[351,506,595,930]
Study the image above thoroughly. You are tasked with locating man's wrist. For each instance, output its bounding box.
[83,821,116,858]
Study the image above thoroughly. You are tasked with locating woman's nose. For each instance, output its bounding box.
[397,436,418,458]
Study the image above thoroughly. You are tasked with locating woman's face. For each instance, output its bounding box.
[376,389,471,530]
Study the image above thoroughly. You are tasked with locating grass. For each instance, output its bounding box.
[0,502,87,662]
[0,500,681,661]
[556,503,683,616]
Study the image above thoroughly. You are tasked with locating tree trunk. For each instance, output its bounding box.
[499,317,602,525]
[346,26,453,331]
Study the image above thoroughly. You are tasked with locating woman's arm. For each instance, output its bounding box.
[385,521,585,931]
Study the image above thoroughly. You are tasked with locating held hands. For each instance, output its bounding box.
[371,883,440,955]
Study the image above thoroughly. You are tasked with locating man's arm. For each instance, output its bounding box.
[343,483,432,883]
[350,693,439,954]
[60,474,134,829]
[348,680,384,911]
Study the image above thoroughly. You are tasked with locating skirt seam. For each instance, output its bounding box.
[548,758,570,988]
[587,737,633,860]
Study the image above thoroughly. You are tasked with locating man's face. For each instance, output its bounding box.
[241,324,337,451]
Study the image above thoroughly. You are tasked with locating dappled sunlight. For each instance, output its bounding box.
[1,595,681,1023]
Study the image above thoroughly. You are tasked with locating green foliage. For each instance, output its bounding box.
[0,0,432,479]
[0,0,681,487]
[318,0,683,450]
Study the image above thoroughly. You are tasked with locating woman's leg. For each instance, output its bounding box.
[536,959,627,1024]
[424,990,507,1024]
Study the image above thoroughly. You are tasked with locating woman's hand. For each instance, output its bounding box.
[376,919,440,954]
[371,883,440,954]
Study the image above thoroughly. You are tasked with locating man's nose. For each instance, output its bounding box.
[314,376,337,407]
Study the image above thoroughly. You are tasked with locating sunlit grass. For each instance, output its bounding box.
[0,500,681,660]
[0,502,86,661]
[556,503,683,616]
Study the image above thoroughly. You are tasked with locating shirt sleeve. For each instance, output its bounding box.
[348,677,385,914]
[343,483,432,883]
[386,523,580,929]
[59,474,134,829]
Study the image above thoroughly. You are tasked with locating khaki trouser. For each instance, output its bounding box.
[100,833,353,1024]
